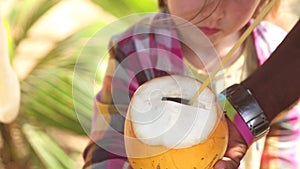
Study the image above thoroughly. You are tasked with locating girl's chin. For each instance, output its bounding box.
[206,36,219,46]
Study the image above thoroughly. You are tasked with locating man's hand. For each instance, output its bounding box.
[214,118,248,169]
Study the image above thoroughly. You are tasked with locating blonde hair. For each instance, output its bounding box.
[256,0,296,31]
[254,0,281,18]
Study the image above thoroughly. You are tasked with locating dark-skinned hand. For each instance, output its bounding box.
[214,118,249,169]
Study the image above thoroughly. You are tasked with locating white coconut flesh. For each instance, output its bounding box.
[129,75,218,149]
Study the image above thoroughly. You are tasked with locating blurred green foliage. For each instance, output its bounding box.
[0,0,158,168]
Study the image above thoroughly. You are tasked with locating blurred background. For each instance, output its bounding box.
[0,0,298,169]
[0,0,158,168]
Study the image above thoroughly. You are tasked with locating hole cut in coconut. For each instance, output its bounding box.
[161,96,190,105]
[161,96,206,108]
[128,75,220,149]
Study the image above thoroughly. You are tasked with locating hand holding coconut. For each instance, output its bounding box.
[125,75,228,169]
[215,19,300,169]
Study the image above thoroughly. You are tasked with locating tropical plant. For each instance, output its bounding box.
[0,0,158,168]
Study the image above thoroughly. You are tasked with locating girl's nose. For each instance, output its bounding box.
[200,0,224,21]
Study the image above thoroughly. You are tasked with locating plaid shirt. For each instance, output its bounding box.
[83,13,300,169]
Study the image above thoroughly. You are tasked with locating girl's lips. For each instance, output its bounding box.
[199,27,220,35]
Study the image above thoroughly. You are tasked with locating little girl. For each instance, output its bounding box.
[83,0,300,168]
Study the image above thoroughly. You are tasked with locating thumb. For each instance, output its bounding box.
[214,157,240,169]
[213,119,248,169]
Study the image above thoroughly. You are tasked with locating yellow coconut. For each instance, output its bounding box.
[124,75,228,169]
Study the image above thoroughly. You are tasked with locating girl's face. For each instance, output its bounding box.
[166,0,261,44]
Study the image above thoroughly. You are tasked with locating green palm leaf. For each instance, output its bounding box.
[1,0,160,168]
[23,124,76,169]
[91,0,158,18]
[20,22,107,135]
[8,0,60,46]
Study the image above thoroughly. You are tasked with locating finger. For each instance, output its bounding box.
[214,145,245,169]
[214,157,239,169]
[213,118,248,169]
